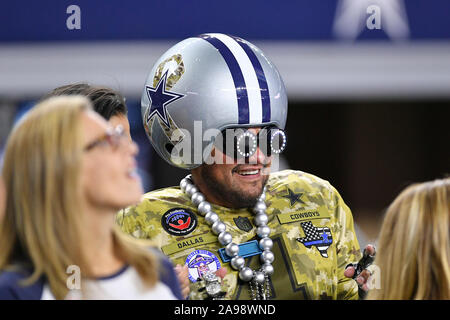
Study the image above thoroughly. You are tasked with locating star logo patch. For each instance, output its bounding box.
[145,70,184,127]
[281,188,305,207]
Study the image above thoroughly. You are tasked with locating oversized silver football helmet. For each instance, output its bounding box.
[141,33,288,169]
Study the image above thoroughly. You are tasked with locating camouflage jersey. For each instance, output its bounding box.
[117,170,361,300]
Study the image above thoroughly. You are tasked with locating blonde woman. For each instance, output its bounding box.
[0,176,4,221]
[0,96,182,300]
[368,178,450,299]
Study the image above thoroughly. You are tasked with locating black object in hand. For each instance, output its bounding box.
[346,247,376,280]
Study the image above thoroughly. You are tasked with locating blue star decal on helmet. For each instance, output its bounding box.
[146,70,184,127]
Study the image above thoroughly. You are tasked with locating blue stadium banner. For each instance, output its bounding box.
[1,0,449,42]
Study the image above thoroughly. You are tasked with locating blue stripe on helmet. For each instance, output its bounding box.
[199,34,249,124]
[232,36,271,123]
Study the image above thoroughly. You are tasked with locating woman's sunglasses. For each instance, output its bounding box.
[84,125,126,152]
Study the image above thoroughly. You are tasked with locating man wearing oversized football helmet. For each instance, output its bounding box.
[118,33,372,300]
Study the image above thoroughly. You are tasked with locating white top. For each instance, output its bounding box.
[41,266,177,300]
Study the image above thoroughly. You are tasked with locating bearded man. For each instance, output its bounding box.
[118,33,373,300]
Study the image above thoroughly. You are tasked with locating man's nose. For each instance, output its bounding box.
[246,146,270,165]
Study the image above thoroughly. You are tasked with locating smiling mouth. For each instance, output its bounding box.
[232,166,264,178]
[236,169,260,176]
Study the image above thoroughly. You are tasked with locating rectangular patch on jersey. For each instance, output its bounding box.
[161,234,217,256]
[218,240,263,263]
[277,207,331,224]
[280,233,307,288]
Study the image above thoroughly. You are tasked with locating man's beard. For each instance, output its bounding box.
[198,165,269,209]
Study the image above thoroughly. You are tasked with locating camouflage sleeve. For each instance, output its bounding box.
[332,186,362,300]
[116,209,125,228]
[116,206,147,239]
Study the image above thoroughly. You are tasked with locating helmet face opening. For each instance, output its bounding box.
[141,33,288,169]
[165,143,174,154]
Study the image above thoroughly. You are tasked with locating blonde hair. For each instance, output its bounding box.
[0,96,158,299]
[368,178,450,299]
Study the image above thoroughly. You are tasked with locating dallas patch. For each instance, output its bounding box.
[161,208,197,236]
[297,221,333,258]
[185,250,221,283]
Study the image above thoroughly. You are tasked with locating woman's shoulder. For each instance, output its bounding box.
[148,247,184,300]
[0,268,45,300]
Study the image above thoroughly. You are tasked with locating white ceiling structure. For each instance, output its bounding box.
[1,41,450,101]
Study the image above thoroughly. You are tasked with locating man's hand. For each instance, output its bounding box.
[344,244,376,292]
[174,264,190,299]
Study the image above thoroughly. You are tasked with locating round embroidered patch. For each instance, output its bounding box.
[161,208,198,236]
[185,249,221,283]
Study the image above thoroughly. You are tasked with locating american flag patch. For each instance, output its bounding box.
[297,221,333,258]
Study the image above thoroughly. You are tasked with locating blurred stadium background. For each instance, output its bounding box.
[0,1,449,246]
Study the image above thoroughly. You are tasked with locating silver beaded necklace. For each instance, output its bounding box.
[180,174,274,300]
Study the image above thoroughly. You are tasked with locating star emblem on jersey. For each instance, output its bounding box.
[297,221,333,258]
[145,70,184,127]
[282,188,305,207]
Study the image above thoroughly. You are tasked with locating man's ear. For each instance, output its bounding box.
[190,165,202,182]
